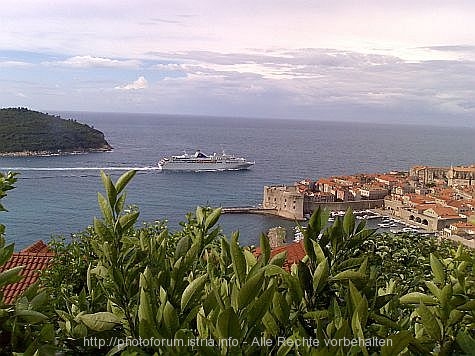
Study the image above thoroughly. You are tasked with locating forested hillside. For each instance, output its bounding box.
[0,108,111,154]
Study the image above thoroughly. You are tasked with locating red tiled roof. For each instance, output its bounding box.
[425,206,460,219]
[0,240,54,304]
[453,221,475,229]
[254,240,306,271]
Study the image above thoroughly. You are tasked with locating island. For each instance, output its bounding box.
[0,108,112,156]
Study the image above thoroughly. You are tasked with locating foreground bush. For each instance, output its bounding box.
[1,170,474,355]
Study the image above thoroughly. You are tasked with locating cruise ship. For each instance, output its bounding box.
[158,150,254,172]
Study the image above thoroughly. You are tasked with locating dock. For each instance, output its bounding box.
[221,206,277,216]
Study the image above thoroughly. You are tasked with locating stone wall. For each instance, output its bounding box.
[263,186,305,220]
[263,185,384,220]
[303,199,384,214]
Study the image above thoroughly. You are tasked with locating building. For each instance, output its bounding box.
[447,166,475,187]
[263,185,305,220]
[409,166,449,184]
[0,240,54,304]
[253,240,305,271]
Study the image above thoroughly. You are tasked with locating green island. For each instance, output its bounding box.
[0,108,112,156]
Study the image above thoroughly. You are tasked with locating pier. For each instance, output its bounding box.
[221,206,277,216]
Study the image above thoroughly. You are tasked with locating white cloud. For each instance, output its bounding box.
[44,55,140,68]
[153,63,183,71]
[115,76,148,90]
[0,60,33,67]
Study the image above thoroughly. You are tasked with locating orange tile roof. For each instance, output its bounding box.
[425,206,460,219]
[0,240,54,305]
[254,240,306,271]
[452,221,475,229]
[446,200,469,208]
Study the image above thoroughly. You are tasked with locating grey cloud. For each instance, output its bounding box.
[423,45,475,52]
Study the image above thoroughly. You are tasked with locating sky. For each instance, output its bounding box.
[1,0,475,126]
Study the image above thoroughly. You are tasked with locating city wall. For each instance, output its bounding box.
[263,185,384,220]
[303,199,384,214]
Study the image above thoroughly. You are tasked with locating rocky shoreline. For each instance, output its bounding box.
[0,145,113,157]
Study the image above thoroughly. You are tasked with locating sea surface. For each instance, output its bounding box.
[1,112,475,249]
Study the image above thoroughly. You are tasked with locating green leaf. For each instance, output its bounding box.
[39,323,56,342]
[370,312,400,329]
[277,336,294,356]
[297,261,312,296]
[259,233,271,264]
[115,193,127,215]
[138,288,153,323]
[248,284,275,325]
[456,330,475,354]
[417,303,442,341]
[262,312,279,336]
[313,258,329,293]
[230,233,246,286]
[93,217,112,241]
[217,308,241,340]
[118,211,139,231]
[336,256,366,271]
[311,240,326,264]
[243,249,257,270]
[0,243,14,265]
[196,206,205,225]
[15,309,48,323]
[374,294,395,309]
[269,250,287,267]
[101,171,117,207]
[272,293,290,325]
[205,207,221,230]
[381,331,413,356]
[430,253,445,284]
[238,270,264,308]
[343,207,355,235]
[181,274,207,311]
[399,292,438,305]
[115,170,136,194]
[29,291,48,309]
[163,301,179,333]
[175,236,191,259]
[78,312,121,331]
[349,280,363,309]
[331,270,365,282]
[424,281,441,299]
[351,313,368,355]
[98,192,113,223]
[0,265,23,287]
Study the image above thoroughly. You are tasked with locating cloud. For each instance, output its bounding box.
[44,55,140,68]
[0,60,33,67]
[115,76,148,90]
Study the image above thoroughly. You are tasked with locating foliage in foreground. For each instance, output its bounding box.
[0,170,474,355]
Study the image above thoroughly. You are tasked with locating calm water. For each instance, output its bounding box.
[1,112,475,248]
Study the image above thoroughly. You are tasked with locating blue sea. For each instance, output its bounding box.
[1,112,475,249]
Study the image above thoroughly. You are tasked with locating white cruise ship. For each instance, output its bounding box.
[158,150,254,172]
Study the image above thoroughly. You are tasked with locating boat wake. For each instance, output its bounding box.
[0,166,161,172]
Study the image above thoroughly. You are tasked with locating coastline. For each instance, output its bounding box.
[0,145,113,158]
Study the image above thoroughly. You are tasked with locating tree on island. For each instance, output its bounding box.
[0,108,112,155]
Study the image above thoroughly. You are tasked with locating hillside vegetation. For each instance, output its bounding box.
[1,170,475,355]
[0,108,111,154]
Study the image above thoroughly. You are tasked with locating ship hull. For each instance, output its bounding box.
[159,161,254,172]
